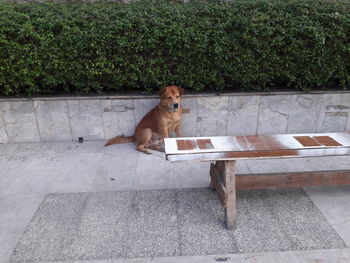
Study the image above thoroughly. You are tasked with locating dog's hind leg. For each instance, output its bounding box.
[135,128,152,154]
[148,144,163,152]
[137,145,151,154]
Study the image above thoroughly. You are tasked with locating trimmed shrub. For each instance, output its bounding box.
[0,0,349,96]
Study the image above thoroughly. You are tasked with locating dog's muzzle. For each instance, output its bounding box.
[170,103,180,112]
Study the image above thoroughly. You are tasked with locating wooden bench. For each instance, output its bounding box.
[164,132,350,230]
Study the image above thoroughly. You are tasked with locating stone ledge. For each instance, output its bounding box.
[0,92,350,144]
[1,90,350,102]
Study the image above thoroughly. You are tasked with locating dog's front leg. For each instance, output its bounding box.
[157,127,169,152]
[159,127,169,141]
[175,124,182,137]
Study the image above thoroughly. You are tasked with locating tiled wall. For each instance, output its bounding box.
[0,92,350,143]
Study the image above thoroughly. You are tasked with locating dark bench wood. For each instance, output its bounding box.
[165,132,350,230]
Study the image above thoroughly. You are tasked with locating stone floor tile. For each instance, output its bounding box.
[123,190,179,258]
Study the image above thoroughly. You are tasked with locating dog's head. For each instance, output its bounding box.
[158,86,185,112]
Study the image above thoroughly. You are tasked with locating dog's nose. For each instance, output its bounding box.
[174,103,179,109]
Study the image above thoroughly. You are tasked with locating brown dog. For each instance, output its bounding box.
[104,85,184,154]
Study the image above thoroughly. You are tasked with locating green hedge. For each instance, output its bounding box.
[0,0,349,96]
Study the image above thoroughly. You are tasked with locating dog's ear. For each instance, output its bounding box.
[158,87,167,98]
[177,86,185,96]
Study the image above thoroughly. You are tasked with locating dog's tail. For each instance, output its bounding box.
[104,135,134,147]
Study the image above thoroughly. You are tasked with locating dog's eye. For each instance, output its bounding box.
[167,96,172,99]
[176,96,180,98]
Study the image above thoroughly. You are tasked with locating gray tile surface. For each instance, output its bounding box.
[1,140,350,263]
[10,193,90,262]
[180,97,197,137]
[34,100,72,142]
[123,190,179,258]
[257,95,292,135]
[173,161,211,189]
[227,95,260,136]
[317,93,350,132]
[2,92,350,144]
[0,194,44,263]
[48,152,104,193]
[4,153,67,195]
[14,248,350,263]
[96,144,138,191]
[0,112,8,144]
[134,152,174,190]
[64,191,132,260]
[287,94,322,133]
[304,185,350,247]
[67,100,104,141]
[0,155,30,198]
[10,188,346,262]
[101,99,136,140]
[0,101,40,142]
[245,159,287,174]
[177,189,238,256]
[195,96,230,136]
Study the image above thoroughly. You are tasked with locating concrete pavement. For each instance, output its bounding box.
[1,141,350,263]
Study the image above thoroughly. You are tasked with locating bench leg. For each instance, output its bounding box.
[210,160,237,230]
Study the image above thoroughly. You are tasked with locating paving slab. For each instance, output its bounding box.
[1,141,350,263]
[133,152,174,190]
[172,162,211,189]
[176,188,238,256]
[10,193,89,262]
[0,155,30,198]
[96,145,138,192]
[262,188,343,250]
[123,190,179,258]
[63,191,132,261]
[4,153,67,195]
[304,185,350,247]
[30,248,350,263]
[46,152,104,194]
[234,189,295,253]
[9,188,346,262]
[0,194,44,263]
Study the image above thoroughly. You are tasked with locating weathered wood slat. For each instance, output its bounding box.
[236,170,350,190]
[165,132,350,161]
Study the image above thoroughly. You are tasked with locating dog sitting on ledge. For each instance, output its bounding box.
[104,85,184,154]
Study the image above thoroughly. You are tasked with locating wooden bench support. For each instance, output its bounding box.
[236,170,350,190]
[210,160,237,230]
[210,163,228,205]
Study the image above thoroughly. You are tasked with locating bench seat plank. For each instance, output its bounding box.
[165,132,350,162]
[167,147,350,162]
